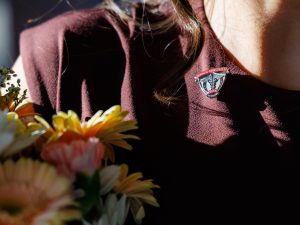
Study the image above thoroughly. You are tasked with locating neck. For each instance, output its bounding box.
[204,0,300,90]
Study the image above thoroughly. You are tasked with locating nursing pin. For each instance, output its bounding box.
[194,67,229,98]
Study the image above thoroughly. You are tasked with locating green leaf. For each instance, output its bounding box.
[74,171,101,221]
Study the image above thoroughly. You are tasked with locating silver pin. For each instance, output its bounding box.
[194,67,229,98]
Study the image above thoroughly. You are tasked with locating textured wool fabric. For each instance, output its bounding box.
[20,0,300,224]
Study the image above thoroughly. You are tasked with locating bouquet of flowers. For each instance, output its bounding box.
[0,67,159,225]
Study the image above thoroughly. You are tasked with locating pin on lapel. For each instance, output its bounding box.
[194,67,229,98]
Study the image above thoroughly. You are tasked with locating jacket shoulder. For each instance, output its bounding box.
[19,7,129,116]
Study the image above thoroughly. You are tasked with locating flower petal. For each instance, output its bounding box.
[129,198,145,224]
[0,132,14,154]
[5,134,39,156]
[99,165,121,195]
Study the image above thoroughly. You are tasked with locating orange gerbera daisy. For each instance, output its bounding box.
[14,102,38,124]
[0,158,80,225]
[34,105,139,161]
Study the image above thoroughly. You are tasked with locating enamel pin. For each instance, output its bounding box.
[194,67,229,98]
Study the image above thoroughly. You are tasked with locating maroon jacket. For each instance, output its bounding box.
[20,1,300,224]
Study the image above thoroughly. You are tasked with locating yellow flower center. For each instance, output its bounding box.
[0,185,38,220]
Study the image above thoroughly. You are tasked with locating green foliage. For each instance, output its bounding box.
[0,66,27,111]
[74,172,102,223]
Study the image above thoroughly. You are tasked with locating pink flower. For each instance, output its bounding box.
[41,138,105,180]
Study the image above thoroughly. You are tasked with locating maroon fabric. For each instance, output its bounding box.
[20,1,300,224]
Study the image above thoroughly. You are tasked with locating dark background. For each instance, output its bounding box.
[1,0,100,67]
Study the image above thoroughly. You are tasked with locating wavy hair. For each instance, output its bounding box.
[103,0,204,105]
